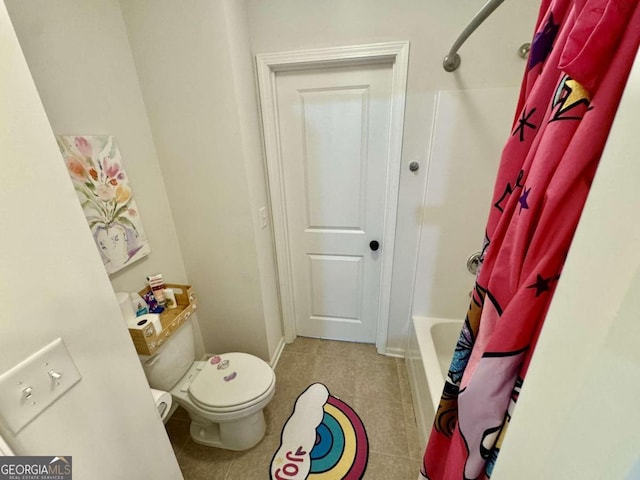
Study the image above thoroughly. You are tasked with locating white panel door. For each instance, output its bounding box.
[275,63,393,342]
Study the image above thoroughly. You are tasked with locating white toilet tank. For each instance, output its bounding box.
[141,318,196,391]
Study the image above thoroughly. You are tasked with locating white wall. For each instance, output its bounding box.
[221,0,284,359]
[0,3,182,477]
[4,0,205,356]
[3,0,189,293]
[246,0,539,352]
[118,0,283,361]
[493,53,640,479]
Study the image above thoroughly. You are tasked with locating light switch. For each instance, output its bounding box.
[259,207,268,230]
[0,338,81,433]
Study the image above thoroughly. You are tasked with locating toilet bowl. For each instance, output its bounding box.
[141,318,276,450]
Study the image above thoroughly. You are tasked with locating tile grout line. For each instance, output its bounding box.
[222,450,239,480]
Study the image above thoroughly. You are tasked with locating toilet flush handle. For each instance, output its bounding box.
[144,355,160,367]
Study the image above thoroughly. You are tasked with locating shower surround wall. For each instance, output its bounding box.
[411,87,519,320]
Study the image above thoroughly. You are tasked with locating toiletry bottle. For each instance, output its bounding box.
[130,292,149,317]
[147,273,166,305]
[164,288,177,309]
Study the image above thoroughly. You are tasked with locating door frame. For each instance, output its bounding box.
[256,41,409,354]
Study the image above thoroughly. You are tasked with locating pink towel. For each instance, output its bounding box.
[421,1,640,478]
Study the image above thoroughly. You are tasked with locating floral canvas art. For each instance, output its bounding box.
[57,135,151,274]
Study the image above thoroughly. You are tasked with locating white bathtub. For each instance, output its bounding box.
[406,316,463,448]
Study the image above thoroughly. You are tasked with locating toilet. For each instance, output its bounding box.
[140,318,276,451]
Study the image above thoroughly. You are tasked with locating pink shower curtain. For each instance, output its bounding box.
[421,1,640,478]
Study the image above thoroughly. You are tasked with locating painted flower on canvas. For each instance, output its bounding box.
[57,135,151,274]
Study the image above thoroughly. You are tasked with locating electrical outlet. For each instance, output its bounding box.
[0,338,81,433]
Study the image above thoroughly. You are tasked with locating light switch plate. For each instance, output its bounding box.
[259,206,268,229]
[0,338,81,433]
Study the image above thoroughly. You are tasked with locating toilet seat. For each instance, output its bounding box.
[188,353,275,413]
[190,379,275,414]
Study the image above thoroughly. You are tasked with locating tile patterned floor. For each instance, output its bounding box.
[165,337,423,479]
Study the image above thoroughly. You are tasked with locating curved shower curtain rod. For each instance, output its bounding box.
[443,0,528,72]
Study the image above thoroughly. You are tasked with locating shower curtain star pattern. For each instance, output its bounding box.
[421,0,640,478]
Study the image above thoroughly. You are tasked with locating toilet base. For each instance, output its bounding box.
[188,410,267,451]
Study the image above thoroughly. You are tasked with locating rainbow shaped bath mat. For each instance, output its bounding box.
[270,383,369,480]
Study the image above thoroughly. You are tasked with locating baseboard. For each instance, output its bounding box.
[270,336,286,369]
[269,336,398,363]
[385,346,405,358]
